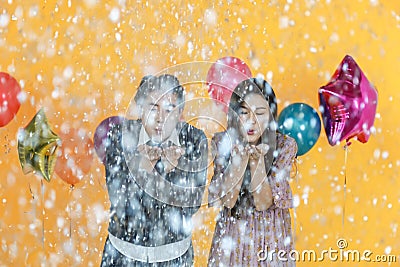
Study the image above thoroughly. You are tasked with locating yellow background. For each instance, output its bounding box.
[1,0,399,266]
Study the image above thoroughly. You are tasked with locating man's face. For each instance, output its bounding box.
[140,90,181,144]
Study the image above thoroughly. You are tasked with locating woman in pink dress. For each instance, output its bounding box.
[208,78,297,266]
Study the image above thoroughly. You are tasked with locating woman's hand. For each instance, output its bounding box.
[246,143,273,210]
[232,144,249,162]
[247,143,269,161]
[232,143,246,156]
[247,143,269,172]
[214,143,249,209]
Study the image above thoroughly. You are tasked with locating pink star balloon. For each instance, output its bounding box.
[318,55,378,146]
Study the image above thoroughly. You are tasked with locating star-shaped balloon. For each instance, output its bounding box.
[17,108,60,182]
[318,55,378,146]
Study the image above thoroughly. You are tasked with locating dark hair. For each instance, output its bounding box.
[227,78,278,145]
[133,74,185,111]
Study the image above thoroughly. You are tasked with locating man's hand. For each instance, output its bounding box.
[161,145,185,173]
[137,144,162,173]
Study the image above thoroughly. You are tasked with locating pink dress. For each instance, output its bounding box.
[208,133,297,267]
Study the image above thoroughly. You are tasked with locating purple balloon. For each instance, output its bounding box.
[94,116,124,163]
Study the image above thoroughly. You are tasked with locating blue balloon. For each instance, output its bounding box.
[278,103,321,156]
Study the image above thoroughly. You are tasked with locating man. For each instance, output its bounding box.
[101,74,208,266]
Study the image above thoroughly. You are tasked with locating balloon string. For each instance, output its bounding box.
[292,157,299,186]
[69,185,74,240]
[41,179,45,248]
[28,183,35,200]
[292,157,299,243]
[342,144,349,229]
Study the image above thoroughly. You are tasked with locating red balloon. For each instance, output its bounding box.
[0,72,22,127]
[207,57,252,112]
[55,128,94,185]
[318,55,378,146]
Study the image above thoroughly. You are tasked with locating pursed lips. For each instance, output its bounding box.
[247,129,255,135]
[154,125,163,134]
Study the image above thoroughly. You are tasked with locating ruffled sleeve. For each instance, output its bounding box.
[268,134,297,209]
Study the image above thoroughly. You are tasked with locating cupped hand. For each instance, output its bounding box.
[246,143,269,161]
[232,143,247,158]
[137,144,162,162]
[137,144,162,172]
[161,145,185,173]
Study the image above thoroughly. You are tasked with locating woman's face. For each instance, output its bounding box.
[238,93,270,145]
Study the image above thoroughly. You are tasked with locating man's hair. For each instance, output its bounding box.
[133,74,185,111]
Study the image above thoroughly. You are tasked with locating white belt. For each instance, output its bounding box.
[108,232,192,263]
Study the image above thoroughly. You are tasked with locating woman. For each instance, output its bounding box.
[208,78,297,266]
